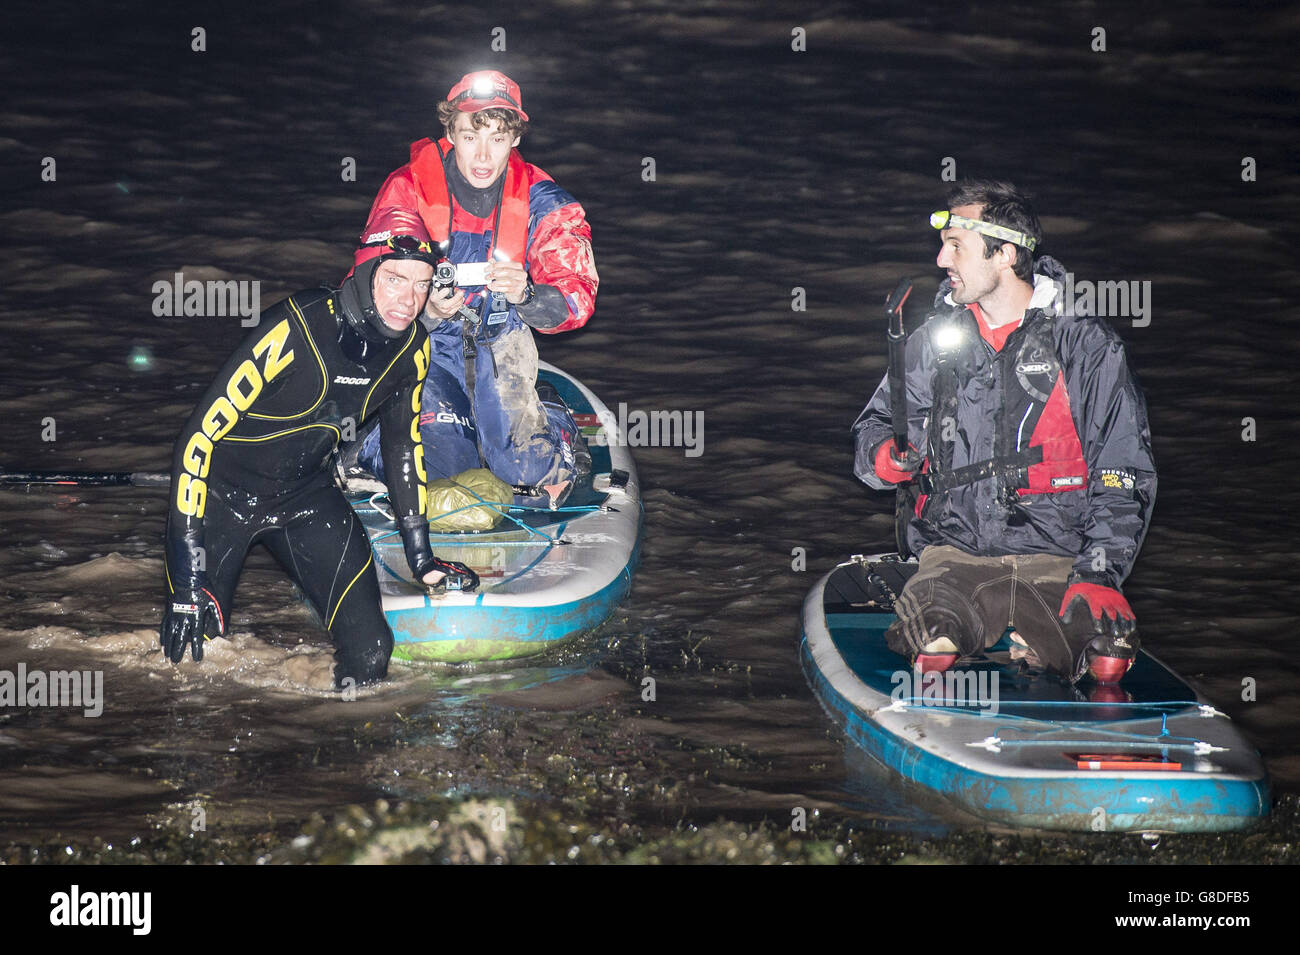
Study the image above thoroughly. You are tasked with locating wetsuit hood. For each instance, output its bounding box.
[339,256,407,341]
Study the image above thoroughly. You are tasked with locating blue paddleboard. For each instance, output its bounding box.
[800,554,1270,832]
[351,362,641,662]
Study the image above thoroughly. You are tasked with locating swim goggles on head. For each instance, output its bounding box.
[364,234,441,264]
[930,211,1038,252]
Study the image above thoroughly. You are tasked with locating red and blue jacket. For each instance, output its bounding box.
[359,138,598,334]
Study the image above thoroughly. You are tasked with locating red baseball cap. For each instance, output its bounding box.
[445,70,529,122]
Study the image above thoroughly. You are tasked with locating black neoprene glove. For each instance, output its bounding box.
[160,579,224,663]
[399,515,480,592]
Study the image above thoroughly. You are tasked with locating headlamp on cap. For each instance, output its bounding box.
[446,70,530,121]
[930,210,1038,252]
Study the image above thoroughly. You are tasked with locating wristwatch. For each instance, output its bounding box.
[516,277,535,307]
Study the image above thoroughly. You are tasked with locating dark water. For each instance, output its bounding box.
[1,0,1298,863]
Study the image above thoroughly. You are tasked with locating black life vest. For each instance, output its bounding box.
[918,306,1087,511]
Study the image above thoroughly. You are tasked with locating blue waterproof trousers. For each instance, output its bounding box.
[358,321,575,487]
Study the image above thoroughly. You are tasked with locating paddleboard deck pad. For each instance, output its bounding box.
[351,361,640,663]
[800,553,1269,832]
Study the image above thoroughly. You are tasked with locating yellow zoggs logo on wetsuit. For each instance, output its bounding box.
[175,320,295,517]
[413,338,430,516]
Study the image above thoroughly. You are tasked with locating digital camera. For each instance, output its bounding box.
[433,261,457,291]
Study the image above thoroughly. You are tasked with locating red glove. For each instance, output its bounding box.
[873,439,918,485]
[1061,582,1138,683]
[1059,582,1135,629]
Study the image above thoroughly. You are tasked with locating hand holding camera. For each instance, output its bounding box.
[425,258,534,320]
[425,261,468,320]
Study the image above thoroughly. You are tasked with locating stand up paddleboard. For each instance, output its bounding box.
[800,553,1269,832]
[351,361,641,663]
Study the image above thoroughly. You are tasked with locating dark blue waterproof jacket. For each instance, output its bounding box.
[853,257,1157,589]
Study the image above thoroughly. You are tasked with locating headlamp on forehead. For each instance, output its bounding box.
[930,210,1038,252]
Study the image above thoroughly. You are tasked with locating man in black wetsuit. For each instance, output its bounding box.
[159,234,478,689]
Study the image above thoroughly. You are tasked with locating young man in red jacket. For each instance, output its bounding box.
[349,70,598,504]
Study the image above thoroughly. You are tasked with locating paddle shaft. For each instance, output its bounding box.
[884,276,918,466]
[884,277,920,558]
[0,470,170,488]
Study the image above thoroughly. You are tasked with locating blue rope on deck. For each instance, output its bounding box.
[365,485,601,546]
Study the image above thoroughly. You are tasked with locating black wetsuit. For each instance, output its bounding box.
[162,264,440,688]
